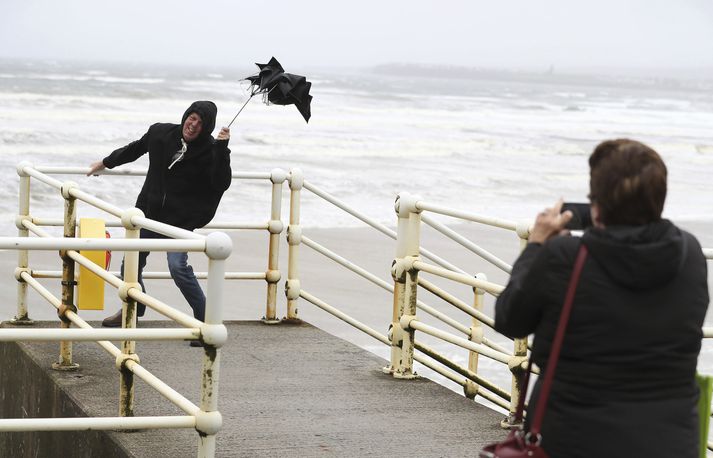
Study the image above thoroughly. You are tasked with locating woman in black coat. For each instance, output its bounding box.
[495,139,709,458]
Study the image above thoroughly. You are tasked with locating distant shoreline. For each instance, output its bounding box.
[371,62,713,91]
[2,56,713,86]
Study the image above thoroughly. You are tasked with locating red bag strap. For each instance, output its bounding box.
[528,244,588,435]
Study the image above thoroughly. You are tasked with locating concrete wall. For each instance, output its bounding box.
[0,341,128,458]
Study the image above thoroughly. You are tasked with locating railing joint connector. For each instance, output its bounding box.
[404,256,418,273]
[200,323,228,348]
[515,220,531,241]
[395,192,423,217]
[287,225,302,245]
[473,272,488,295]
[463,380,479,399]
[387,322,402,344]
[269,168,288,184]
[392,257,416,281]
[118,281,142,302]
[120,207,144,230]
[265,269,281,284]
[285,279,300,300]
[194,410,223,436]
[507,355,529,373]
[391,258,406,282]
[60,180,79,200]
[399,314,417,330]
[57,302,77,323]
[15,214,32,230]
[14,267,31,282]
[267,219,284,234]
[115,352,141,372]
[16,161,33,177]
[205,232,233,260]
[288,168,304,190]
[469,325,484,344]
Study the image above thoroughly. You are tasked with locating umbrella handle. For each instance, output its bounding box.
[227,93,255,128]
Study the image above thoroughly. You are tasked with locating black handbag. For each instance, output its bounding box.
[480,244,588,458]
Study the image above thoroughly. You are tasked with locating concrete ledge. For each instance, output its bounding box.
[0,328,129,457]
[1,320,505,457]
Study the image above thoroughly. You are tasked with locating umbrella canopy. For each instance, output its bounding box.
[260,72,312,123]
[246,57,312,123]
[245,57,285,93]
[228,57,313,126]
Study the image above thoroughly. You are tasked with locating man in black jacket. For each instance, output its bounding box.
[87,101,232,331]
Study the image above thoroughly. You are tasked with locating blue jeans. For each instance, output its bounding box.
[119,229,206,322]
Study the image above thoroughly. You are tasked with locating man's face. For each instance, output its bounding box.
[182,113,203,142]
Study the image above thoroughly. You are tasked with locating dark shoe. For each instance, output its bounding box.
[102,310,123,328]
[189,340,204,348]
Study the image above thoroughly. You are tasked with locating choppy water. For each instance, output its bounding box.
[1,58,713,235]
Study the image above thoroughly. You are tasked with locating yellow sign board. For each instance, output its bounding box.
[77,218,107,310]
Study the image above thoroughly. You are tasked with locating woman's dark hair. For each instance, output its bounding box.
[589,139,667,225]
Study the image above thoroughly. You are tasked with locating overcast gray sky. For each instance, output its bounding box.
[2,0,713,73]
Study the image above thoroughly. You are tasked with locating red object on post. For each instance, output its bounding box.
[105,231,111,269]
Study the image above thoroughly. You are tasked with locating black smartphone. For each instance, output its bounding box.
[561,202,592,230]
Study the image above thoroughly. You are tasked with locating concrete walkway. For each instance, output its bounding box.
[1,320,505,457]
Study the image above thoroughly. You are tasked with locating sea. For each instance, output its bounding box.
[2,58,713,413]
[1,58,713,233]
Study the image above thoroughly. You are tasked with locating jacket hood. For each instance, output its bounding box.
[581,219,686,290]
[181,101,217,143]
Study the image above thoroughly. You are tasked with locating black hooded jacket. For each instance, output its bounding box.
[495,220,709,458]
[102,101,232,231]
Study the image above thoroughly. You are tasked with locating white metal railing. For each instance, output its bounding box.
[283,173,527,414]
[388,191,531,426]
[17,165,287,320]
[389,191,713,438]
[302,179,466,273]
[0,163,245,457]
[4,163,712,454]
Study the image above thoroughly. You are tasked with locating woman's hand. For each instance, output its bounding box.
[529,199,573,244]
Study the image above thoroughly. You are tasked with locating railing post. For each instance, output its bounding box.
[53,181,80,371]
[502,221,533,428]
[263,168,286,324]
[12,162,34,325]
[464,272,486,399]
[118,208,143,418]
[196,232,231,458]
[393,192,421,379]
[386,195,409,374]
[284,168,303,323]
